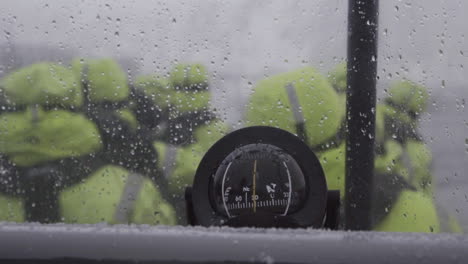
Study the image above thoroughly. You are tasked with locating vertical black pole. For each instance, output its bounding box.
[345,0,379,230]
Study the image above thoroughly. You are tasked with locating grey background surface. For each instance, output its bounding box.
[1,0,467,230]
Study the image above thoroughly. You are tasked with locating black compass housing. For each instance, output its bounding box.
[185,126,340,229]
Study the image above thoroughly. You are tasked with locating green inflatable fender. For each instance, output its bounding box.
[376,104,413,144]
[135,74,210,113]
[0,108,102,166]
[375,104,387,144]
[317,143,345,199]
[380,103,417,143]
[245,67,344,148]
[115,108,138,132]
[328,62,347,93]
[380,103,414,127]
[0,62,83,107]
[375,140,404,175]
[0,194,24,222]
[169,63,209,91]
[402,139,433,194]
[374,190,440,233]
[154,121,229,194]
[446,213,464,233]
[386,80,429,115]
[71,58,129,103]
[374,132,433,196]
[59,165,176,225]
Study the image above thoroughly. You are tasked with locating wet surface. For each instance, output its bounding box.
[421,91,468,231]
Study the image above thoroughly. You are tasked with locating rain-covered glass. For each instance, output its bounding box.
[0,0,466,234]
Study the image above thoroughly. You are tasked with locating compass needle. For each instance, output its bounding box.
[253,160,257,213]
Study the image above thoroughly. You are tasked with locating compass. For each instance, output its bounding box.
[185,126,340,228]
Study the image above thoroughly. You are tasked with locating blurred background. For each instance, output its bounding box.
[0,0,466,231]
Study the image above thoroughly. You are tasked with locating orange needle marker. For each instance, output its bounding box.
[253,160,257,213]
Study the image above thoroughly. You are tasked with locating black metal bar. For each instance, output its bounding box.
[345,0,379,230]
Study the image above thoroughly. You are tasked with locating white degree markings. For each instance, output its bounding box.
[282,161,292,216]
[222,162,233,218]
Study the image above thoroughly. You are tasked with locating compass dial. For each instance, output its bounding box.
[209,144,307,218]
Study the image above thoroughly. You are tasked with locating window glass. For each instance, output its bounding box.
[0,0,466,233]
[375,0,467,233]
